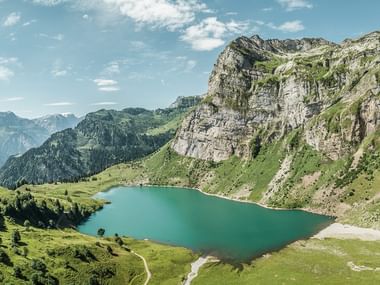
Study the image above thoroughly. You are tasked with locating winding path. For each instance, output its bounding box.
[131,250,152,285]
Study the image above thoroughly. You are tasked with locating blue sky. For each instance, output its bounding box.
[0,0,379,118]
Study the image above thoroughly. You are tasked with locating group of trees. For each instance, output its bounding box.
[0,192,61,228]
[0,189,97,230]
[97,230,126,250]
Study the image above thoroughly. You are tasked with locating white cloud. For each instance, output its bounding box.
[23,19,37,26]
[94,79,118,86]
[52,34,65,41]
[185,60,197,72]
[30,0,212,31]
[2,97,24,102]
[277,0,313,11]
[100,59,130,77]
[101,60,126,76]
[3,12,21,27]
[44,102,74,106]
[93,78,120,92]
[51,59,71,77]
[127,72,154,81]
[275,20,305,32]
[0,57,19,65]
[99,86,120,92]
[0,57,20,81]
[52,69,68,77]
[181,17,249,51]
[39,33,65,41]
[267,20,305,32]
[262,7,273,12]
[0,66,14,81]
[32,0,68,6]
[130,40,147,50]
[103,0,209,30]
[91,102,118,106]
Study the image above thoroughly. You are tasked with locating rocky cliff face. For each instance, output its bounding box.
[172,32,380,162]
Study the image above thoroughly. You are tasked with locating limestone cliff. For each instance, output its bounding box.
[172,32,380,162]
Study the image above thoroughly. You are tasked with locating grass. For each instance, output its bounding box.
[254,57,286,74]
[193,239,380,285]
[130,240,197,285]
[0,169,198,284]
[142,142,285,202]
[0,219,197,284]
[268,144,326,208]
[0,220,143,284]
[0,139,379,283]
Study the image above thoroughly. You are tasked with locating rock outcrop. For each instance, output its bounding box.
[172,32,380,162]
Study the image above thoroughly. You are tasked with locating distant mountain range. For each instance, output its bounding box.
[33,113,82,134]
[0,112,81,167]
[0,97,201,188]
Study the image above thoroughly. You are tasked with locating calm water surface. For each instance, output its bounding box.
[78,186,333,261]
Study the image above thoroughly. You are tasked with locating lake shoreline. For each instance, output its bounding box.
[115,183,335,217]
[96,184,380,244]
[84,184,333,262]
[313,223,380,241]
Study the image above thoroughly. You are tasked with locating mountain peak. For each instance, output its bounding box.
[33,113,81,134]
[239,35,336,54]
[341,30,380,47]
[169,95,203,109]
[0,111,18,118]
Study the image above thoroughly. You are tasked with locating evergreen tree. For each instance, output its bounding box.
[97,228,105,237]
[13,266,22,278]
[11,229,21,245]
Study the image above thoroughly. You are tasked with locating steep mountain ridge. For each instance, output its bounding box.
[248,34,335,53]
[173,32,380,161]
[0,99,200,188]
[143,31,380,223]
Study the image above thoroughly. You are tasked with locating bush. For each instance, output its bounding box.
[31,259,47,273]
[97,228,105,237]
[106,245,113,254]
[13,265,22,278]
[0,249,11,265]
[11,229,21,245]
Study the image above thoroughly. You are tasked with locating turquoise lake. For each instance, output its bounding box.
[78,186,333,261]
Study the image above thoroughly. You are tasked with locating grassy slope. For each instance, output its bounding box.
[193,239,380,285]
[3,132,378,284]
[0,221,196,284]
[0,186,197,284]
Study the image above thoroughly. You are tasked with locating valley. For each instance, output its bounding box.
[0,30,380,284]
